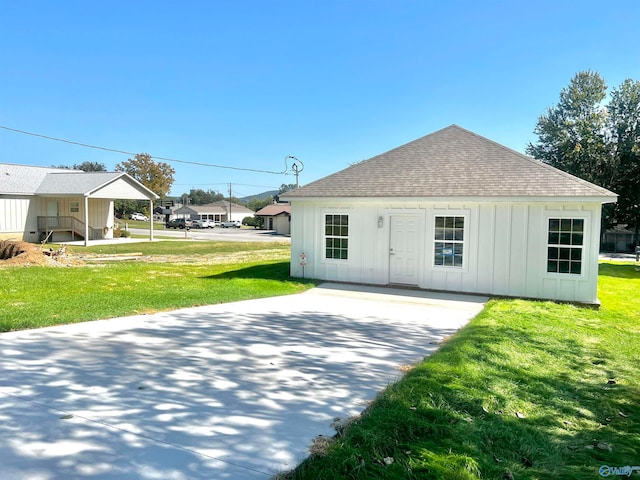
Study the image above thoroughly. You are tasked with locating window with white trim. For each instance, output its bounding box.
[547,218,583,274]
[70,202,80,213]
[325,214,349,260]
[434,216,464,267]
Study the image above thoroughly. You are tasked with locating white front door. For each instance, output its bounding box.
[389,215,420,285]
[47,201,59,227]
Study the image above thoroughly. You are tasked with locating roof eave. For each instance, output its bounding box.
[285,195,618,204]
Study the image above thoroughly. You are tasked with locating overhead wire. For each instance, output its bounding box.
[0,124,293,175]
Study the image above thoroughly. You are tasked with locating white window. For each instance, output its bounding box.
[325,214,349,260]
[70,202,80,213]
[547,218,583,274]
[434,216,464,267]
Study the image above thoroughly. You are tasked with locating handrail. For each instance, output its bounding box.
[37,216,105,240]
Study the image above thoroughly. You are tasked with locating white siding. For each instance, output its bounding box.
[290,200,603,303]
[0,196,33,240]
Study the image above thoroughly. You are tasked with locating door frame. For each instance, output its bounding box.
[387,212,425,286]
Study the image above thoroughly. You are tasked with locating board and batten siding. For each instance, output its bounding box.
[0,196,33,240]
[289,200,602,303]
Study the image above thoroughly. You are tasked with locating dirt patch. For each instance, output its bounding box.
[0,241,84,267]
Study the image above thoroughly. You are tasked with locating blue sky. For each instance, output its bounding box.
[1,1,639,198]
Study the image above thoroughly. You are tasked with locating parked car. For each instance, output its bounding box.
[130,212,149,221]
[192,219,212,229]
[222,220,241,228]
[166,218,192,229]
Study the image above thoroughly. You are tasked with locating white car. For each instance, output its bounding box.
[221,220,241,228]
[192,219,212,229]
[130,213,149,221]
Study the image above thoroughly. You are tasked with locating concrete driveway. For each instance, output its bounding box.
[0,284,487,479]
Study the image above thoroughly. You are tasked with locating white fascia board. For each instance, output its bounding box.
[286,195,617,204]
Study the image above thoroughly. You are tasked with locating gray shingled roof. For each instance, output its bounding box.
[36,172,126,195]
[283,125,617,200]
[0,163,158,199]
[0,164,83,195]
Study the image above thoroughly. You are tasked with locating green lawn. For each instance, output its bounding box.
[281,262,640,480]
[2,244,638,479]
[0,241,315,332]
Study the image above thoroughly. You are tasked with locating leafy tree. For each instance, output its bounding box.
[74,161,106,172]
[187,188,225,205]
[115,153,175,199]
[279,184,297,194]
[246,196,273,212]
[527,70,611,186]
[608,79,640,244]
[527,71,640,246]
[52,161,107,171]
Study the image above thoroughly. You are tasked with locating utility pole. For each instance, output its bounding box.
[228,183,232,223]
[292,162,300,189]
[287,155,303,189]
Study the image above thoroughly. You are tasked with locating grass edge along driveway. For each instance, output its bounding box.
[0,241,316,332]
[279,262,640,480]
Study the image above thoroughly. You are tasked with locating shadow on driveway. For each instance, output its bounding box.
[0,285,487,479]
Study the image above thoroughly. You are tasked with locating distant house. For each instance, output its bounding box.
[173,201,255,224]
[255,204,291,235]
[281,125,617,304]
[0,163,158,245]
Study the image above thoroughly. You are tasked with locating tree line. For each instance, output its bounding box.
[527,70,640,245]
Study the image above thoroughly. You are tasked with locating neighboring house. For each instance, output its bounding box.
[255,204,291,235]
[0,163,159,245]
[173,201,255,224]
[281,125,617,304]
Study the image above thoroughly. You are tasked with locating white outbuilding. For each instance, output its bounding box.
[281,125,617,304]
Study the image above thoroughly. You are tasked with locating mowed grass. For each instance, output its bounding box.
[0,241,316,332]
[281,262,640,480]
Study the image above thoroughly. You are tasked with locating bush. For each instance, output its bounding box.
[243,216,262,228]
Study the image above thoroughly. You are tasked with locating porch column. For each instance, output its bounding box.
[149,199,154,241]
[84,195,89,247]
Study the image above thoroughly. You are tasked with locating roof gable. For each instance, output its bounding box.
[283,125,617,200]
[0,163,158,199]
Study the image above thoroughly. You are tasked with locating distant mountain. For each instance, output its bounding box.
[239,190,278,203]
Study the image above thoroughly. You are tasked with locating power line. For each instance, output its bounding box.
[0,124,292,175]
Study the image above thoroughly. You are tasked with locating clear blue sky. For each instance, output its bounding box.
[1,1,639,198]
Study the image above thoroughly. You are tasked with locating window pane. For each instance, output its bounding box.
[454,229,464,241]
[559,233,571,245]
[326,248,332,258]
[341,226,348,236]
[454,217,464,229]
[340,249,348,260]
[325,225,332,235]
[572,233,583,245]
[548,232,559,244]
[547,260,558,273]
[561,219,571,231]
[570,262,582,274]
[549,219,560,231]
[559,248,570,260]
[435,217,444,228]
[572,219,584,232]
[571,249,582,261]
[435,228,445,240]
[559,261,570,273]
[445,229,454,240]
[548,247,558,260]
